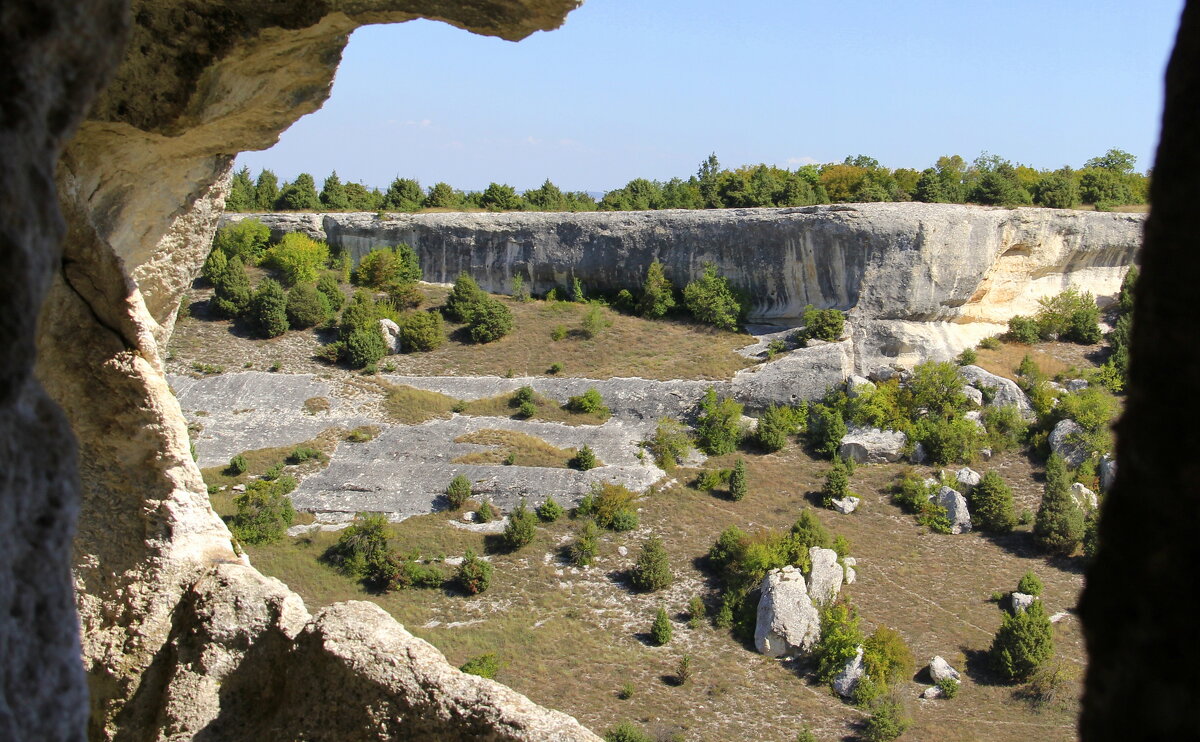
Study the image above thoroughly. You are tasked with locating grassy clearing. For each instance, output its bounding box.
[452,429,585,468]
[461,392,610,426]
[379,382,457,424]
[972,338,1104,382]
[201,429,342,518]
[241,438,1083,741]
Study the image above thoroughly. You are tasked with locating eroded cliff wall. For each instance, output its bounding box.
[243,204,1142,323]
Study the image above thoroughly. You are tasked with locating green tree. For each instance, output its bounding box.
[1017,570,1044,596]
[909,360,968,419]
[344,182,383,211]
[648,417,692,470]
[1084,148,1137,174]
[444,272,487,322]
[523,179,568,211]
[212,217,271,263]
[971,471,1016,532]
[396,310,444,352]
[729,457,748,501]
[212,256,251,317]
[263,232,330,285]
[813,600,865,683]
[321,512,400,588]
[457,549,493,594]
[682,263,741,330]
[797,305,844,342]
[479,182,524,211]
[201,247,227,287]
[990,599,1054,682]
[650,606,673,645]
[423,181,460,209]
[1034,455,1085,555]
[253,169,280,211]
[381,177,423,211]
[694,387,743,455]
[861,694,912,742]
[806,403,847,459]
[580,304,610,339]
[319,171,350,210]
[637,260,676,318]
[277,173,321,211]
[503,500,538,550]
[754,404,803,452]
[467,298,514,343]
[230,478,296,545]
[285,283,330,329]
[914,168,948,203]
[226,166,255,211]
[1032,167,1080,208]
[631,535,672,592]
[249,278,289,338]
[446,474,471,510]
[697,153,724,208]
[316,272,345,312]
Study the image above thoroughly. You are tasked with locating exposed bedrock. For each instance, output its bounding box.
[243,204,1142,325]
[24,0,599,740]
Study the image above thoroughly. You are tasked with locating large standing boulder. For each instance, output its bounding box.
[755,566,821,657]
[379,318,402,355]
[958,365,1034,418]
[807,547,844,605]
[1011,592,1037,613]
[1072,482,1099,511]
[1049,419,1089,468]
[928,655,961,684]
[955,467,982,492]
[838,426,907,464]
[832,645,866,698]
[931,486,972,534]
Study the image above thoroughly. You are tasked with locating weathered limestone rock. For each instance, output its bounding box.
[959,365,1034,418]
[831,496,861,514]
[868,365,899,383]
[921,685,944,699]
[755,566,821,657]
[807,547,844,605]
[832,645,866,698]
[965,409,986,432]
[731,339,854,406]
[1066,379,1090,393]
[838,426,907,464]
[1012,592,1037,613]
[379,318,402,354]
[928,656,961,684]
[843,556,858,584]
[931,486,972,534]
[1050,419,1090,468]
[956,467,982,492]
[1073,482,1100,511]
[846,375,876,397]
[963,384,985,407]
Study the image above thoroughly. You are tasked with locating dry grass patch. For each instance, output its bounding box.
[452,429,582,468]
[379,381,457,424]
[462,392,609,426]
[345,425,381,442]
[973,338,1104,382]
[303,396,331,414]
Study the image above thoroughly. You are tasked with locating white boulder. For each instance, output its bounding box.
[958,365,1033,418]
[955,467,982,492]
[928,655,961,684]
[1011,592,1036,612]
[838,426,907,464]
[830,496,860,514]
[846,375,876,398]
[962,385,984,407]
[964,409,986,432]
[378,318,402,354]
[1065,379,1089,392]
[832,645,865,698]
[843,556,857,584]
[1071,482,1098,511]
[1049,419,1089,468]
[755,566,820,657]
[931,486,972,534]
[807,547,843,605]
[921,685,944,699]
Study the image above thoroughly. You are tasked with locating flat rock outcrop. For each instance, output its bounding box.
[838,426,907,464]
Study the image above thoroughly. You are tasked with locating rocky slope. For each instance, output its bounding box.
[238,204,1142,368]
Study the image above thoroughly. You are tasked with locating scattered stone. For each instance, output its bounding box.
[1050,611,1071,624]
[928,656,961,684]
[845,375,876,398]
[838,426,907,464]
[617,545,628,557]
[1046,380,1066,393]
[832,645,865,698]
[921,685,944,700]
[807,547,843,605]
[1011,592,1036,613]
[755,566,820,657]
[1049,419,1089,468]
[843,556,858,585]
[958,365,1033,418]
[955,467,981,492]
[978,447,993,461]
[1100,454,1117,493]
[379,318,402,354]
[910,443,928,464]
[830,496,860,514]
[1071,482,1098,511]
[964,409,986,432]
[931,486,972,534]
[922,476,939,489]
[868,366,898,383]
[443,556,464,567]
[232,484,246,493]
[962,385,984,407]
[461,511,476,523]
[1065,379,1089,393]
[739,414,759,433]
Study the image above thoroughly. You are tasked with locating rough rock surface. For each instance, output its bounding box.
[379,318,402,354]
[26,1,602,740]
[831,496,861,514]
[807,547,844,605]
[932,486,972,534]
[929,656,961,684]
[955,467,982,491]
[843,556,858,584]
[958,365,1034,417]
[846,375,876,397]
[832,646,866,698]
[1012,592,1037,613]
[1072,482,1099,511]
[1050,419,1090,468]
[838,426,907,464]
[755,566,821,657]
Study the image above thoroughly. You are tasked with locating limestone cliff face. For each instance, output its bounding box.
[20,1,600,741]
[242,204,1142,324]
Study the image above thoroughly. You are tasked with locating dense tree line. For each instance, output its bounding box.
[226,148,1148,215]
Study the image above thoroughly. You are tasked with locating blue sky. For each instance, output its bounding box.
[237,0,1184,192]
